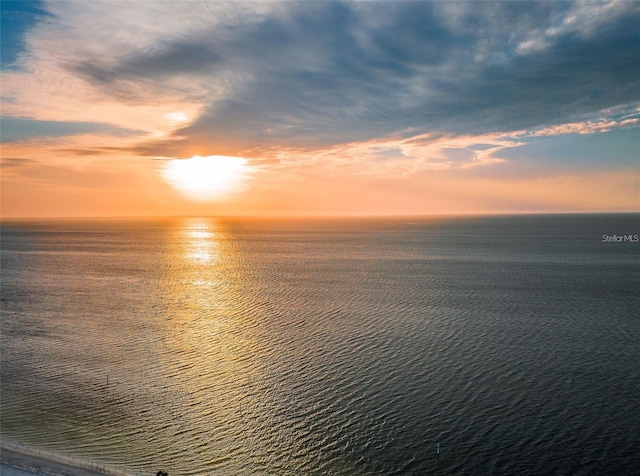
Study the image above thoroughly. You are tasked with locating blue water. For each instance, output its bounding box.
[1,214,639,475]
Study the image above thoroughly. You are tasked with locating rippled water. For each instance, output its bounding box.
[1,215,639,475]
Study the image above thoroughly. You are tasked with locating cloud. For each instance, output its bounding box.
[520,117,639,138]
[0,116,145,143]
[0,157,37,169]
[82,0,635,155]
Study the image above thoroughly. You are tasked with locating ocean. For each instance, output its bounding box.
[1,214,638,475]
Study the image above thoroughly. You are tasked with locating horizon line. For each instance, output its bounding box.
[2,211,639,221]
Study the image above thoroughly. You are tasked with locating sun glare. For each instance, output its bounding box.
[165,111,188,124]
[162,155,250,201]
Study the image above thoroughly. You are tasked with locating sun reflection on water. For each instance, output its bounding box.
[154,218,268,471]
[185,221,219,263]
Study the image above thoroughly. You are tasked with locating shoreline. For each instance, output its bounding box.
[0,440,128,476]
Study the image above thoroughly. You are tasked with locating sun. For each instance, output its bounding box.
[162,155,250,201]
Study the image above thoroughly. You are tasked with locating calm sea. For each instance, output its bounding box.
[1,215,639,475]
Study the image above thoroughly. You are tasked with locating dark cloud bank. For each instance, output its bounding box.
[68,1,640,154]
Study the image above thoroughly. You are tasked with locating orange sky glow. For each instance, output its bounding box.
[1,1,638,218]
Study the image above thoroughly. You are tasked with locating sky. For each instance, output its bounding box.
[1,0,638,217]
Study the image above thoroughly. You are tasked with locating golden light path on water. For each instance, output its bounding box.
[162,220,246,466]
[152,218,282,473]
[150,219,371,474]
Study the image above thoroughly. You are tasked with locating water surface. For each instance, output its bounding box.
[1,215,639,474]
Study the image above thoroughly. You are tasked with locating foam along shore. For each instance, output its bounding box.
[0,440,128,476]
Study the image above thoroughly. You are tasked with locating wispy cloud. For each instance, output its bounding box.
[517,117,639,138]
[0,116,144,143]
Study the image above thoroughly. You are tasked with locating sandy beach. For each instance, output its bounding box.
[0,441,122,476]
